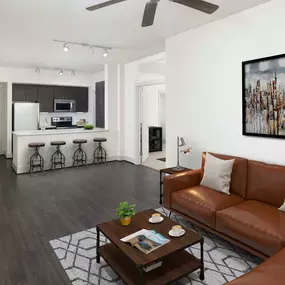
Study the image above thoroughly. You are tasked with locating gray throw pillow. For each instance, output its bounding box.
[200,153,235,195]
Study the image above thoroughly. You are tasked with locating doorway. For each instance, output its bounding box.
[138,83,166,170]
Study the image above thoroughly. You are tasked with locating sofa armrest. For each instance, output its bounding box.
[163,169,202,208]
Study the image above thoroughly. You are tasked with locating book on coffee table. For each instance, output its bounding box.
[120,229,170,254]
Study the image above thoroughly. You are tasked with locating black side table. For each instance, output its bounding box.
[159,167,191,204]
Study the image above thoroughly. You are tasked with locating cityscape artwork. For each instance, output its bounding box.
[243,53,285,139]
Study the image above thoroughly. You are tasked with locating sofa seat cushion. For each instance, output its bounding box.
[226,248,285,285]
[216,200,285,257]
[171,185,244,228]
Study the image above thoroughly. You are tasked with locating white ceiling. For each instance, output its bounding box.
[0,0,270,73]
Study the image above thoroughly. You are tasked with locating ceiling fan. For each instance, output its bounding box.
[86,0,219,27]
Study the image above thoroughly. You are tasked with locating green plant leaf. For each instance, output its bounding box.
[116,201,136,219]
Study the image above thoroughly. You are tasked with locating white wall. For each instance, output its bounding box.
[143,84,166,127]
[0,66,103,157]
[123,52,166,163]
[166,0,285,169]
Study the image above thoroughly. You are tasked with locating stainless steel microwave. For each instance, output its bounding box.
[54,99,76,112]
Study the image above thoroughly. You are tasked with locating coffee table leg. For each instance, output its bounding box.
[138,265,143,285]
[96,227,101,263]
[199,238,205,280]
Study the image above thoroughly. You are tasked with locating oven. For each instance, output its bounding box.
[54,99,76,112]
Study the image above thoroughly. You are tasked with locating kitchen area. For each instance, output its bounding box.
[11,82,111,174]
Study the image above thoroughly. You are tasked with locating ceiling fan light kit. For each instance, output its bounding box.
[86,0,219,27]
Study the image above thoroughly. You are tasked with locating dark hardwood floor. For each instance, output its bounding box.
[0,157,160,284]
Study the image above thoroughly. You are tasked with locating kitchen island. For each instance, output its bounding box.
[12,128,115,174]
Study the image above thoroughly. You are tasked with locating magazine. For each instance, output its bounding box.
[120,229,170,254]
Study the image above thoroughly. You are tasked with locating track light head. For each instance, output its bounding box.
[59,70,63,76]
[35,68,40,73]
[71,70,75,76]
[103,49,108,58]
[88,46,94,55]
[63,42,69,52]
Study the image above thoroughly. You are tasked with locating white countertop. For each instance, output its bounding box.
[13,128,108,136]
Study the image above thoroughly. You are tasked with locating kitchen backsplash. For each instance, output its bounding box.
[39,113,93,128]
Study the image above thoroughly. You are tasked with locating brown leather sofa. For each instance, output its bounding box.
[164,152,285,284]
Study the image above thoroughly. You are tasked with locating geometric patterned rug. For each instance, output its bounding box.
[49,208,263,285]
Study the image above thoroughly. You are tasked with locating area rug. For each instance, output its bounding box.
[50,208,263,285]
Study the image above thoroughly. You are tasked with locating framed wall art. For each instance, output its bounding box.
[242,53,285,139]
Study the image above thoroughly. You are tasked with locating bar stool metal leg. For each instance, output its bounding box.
[28,144,45,174]
[93,139,108,164]
[50,145,66,171]
[73,142,88,167]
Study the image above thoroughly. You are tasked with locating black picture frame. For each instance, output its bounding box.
[242,53,285,139]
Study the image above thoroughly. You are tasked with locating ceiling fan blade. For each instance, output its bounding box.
[86,0,126,11]
[142,1,158,27]
[171,0,219,14]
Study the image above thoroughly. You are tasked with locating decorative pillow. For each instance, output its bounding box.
[279,200,285,212]
[200,153,235,195]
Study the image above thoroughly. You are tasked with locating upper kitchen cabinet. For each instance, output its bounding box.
[12,84,26,102]
[53,86,66,100]
[37,85,53,112]
[75,87,89,112]
[26,85,38,102]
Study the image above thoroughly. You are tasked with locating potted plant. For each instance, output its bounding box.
[84,124,94,130]
[116,201,136,226]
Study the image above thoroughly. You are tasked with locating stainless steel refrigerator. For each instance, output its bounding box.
[13,102,40,131]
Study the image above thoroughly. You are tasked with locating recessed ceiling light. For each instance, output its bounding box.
[59,70,63,76]
[63,42,69,52]
[103,49,108,58]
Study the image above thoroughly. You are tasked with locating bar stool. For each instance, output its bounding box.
[50,141,66,170]
[28,142,45,174]
[73,139,88,167]
[93,138,107,164]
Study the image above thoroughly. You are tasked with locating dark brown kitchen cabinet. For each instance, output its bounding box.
[75,87,89,112]
[53,86,66,100]
[12,84,26,102]
[26,85,38,102]
[37,85,54,112]
[12,83,88,113]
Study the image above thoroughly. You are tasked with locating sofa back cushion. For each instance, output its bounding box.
[201,152,248,198]
[247,160,285,207]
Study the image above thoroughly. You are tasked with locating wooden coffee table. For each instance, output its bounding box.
[96,209,204,285]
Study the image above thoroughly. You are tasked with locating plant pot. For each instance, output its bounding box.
[120,217,131,226]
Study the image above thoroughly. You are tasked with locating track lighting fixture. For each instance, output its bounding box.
[53,39,112,57]
[59,70,63,76]
[35,68,40,73]
[88,46,94,55]
[71,70,75,76]
[103,49,108,58]
[63,42,69,52]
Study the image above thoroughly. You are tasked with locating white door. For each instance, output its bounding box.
[159,92,166,143]
[138,87,149,164]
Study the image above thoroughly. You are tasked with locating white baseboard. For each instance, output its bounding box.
[119,156,137,164]
[5,153,12,159]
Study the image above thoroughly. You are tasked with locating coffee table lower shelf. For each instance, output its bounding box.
[98,243,201,285]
